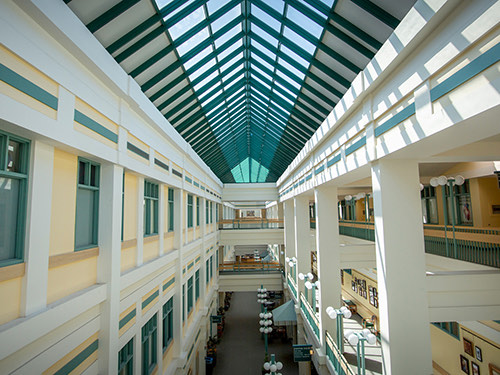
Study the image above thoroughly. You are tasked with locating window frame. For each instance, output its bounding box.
[162,297,174,351]
[187,276,193,314]
[144,180,159,236]
[196,197,200,226]
[168,188,174,232]
[141,314,158,375]
[195,270,200,301]
[421,185,438,224]
[0,130,30,266]
[118,338,134,374]
[75,157,100,251]
[187,194,193,228]
[432,321,460,340]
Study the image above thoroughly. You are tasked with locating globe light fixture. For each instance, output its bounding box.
[344,329,378,375]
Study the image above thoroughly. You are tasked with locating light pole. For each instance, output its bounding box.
[285,256,297,279]
[430,175,465,259]
[344,329,377,375]
[257,286,268,313]
[263,354,283,375]
[325,306,352,356]
[259,309,273,356]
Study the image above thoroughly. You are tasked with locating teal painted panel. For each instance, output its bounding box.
[163,277,175,291]
[345,136,366,156]
[142,289,159,310]
[54,339,98,375]
[431,42,500,102]
[185,176,192,183]
[119,308,137,329]
[187,261,194,270]
[327,154,341,167]
[314,165,325,174]
[74,110,118,143]
[0,63,58,110]
[374,103,416,137]
[305,173,312,181]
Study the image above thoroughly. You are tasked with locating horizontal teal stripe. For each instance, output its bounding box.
[163,277,175,291]
[315,165,325,174]
[345,136,366,156]
[187,261,194,270]
[185,176,192,183]
[305,173,312,181]
[54,339,98,375]
[375,103,416,137]
[142,289,159,310]
[0,63,58,110]
[193,181,199,187]
[119,308,136,330]
[201,186,206,191]
[74,110,118,143]
[327,154,341,167]
[299,179,304,185]
[431,42,500,102]
[127,142,148,159]
[195,256,201,263]
[172,169,182,178]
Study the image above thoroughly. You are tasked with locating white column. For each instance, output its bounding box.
[294,195,309,295]
[173,188,184,357]
[315,185,341,350]
[136,176,144,266]
[97,163,123,374]
[200,198,207,304]
[22,141,54,316]
[371,159,432,375]
[283,200,295,277]
[159,184,165,256]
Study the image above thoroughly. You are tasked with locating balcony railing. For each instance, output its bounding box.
[219,261,283,273]
[338,220,500,268]
[300,292,320,340]
[326,331,355,375]
[219,219,284,230]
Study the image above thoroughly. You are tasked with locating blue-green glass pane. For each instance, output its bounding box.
[0,177,19,260]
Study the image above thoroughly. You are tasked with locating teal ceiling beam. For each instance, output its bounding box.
[106,15,159,54]
[351,0,399,28]
[115,25,165,63]
[86,0,141,33]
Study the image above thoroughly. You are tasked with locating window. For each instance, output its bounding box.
[339,200,355,220]
[195,270,200,301]
[210,201,213,223]
[187,276,193,314]
[216,249,219,271]
[196,197,200,226]
[0,131,29,265]
[142,315,157,375]
[445,180,473,225]
[206,200,209,224]
[421,186,438,224]
[144,181,159,236]
[121,172,125,241]
[162,297,173,350]
[216,203,219,223]
[75,158,100,250]
[118,338,133,375]
[210,255,213,280]
[168,188,174,232]
[206,259,209,284]
[187,194,193,228]
[432,322,460,340]
[182,284,186,322]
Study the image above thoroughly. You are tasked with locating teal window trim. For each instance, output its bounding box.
[0,130,30,266]
[432,322,460,340]
[75,158,100,251]
[187,194,193,228]
[168,188,174,232]
[141,314,157,375]
[121,171,125,241]
[187,276,193,314]
[118,338,134,374]
[162,297,174,350]
[195,270,200,301]
[216,250,219,271]
[144,181,159,236]
[205,201,209,224]
[209,256,213,280]
[210,202,213,224]
[196,197,200,226]
[206,260,209,284]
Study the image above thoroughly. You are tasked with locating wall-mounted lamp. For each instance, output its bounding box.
[344,329,377,375]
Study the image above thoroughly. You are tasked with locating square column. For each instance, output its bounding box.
[314,185,342,350]
[97,163,123,374]
[294,195,310,295]
[283,200,295,277]
[371,160,432,375]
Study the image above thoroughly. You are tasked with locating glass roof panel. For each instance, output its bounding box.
[162,0,194,21]
[176,27,210,57]
[250,39,275,60]
[251,53,274,72]
[169,5,206,40]
[267,0,285,15]
[184,46,213,71]
[188,58,216,82]
[283,27,316,56]
[214,23,242,48]
[276,69,300,89]
[251,25,279,48]
[277,56,306,80]
[286,5,323,39]
[207,0,231,16]
[193,70,219,92]
[251,4,281,32]
[218,39,243,61]
[222,63,244,82]
[280,45,309,69]
[211,4,241,33]
[220,52,243,72]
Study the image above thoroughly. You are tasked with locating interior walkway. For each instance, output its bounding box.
[214,292,299,375]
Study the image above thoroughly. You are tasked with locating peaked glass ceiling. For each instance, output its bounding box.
[66,0,416,183]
